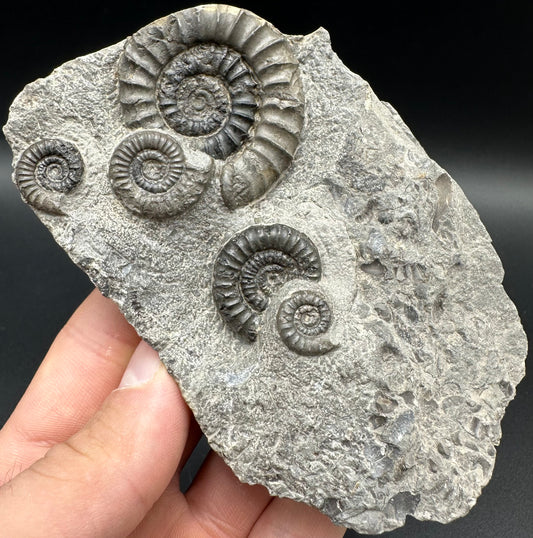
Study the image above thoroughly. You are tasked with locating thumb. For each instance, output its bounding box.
[0,341,190,538]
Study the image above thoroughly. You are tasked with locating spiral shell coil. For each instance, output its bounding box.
[212,224,321,342]
[14,138,84,215]
[117,4,304,209]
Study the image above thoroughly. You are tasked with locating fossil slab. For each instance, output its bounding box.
[3,4,527,534]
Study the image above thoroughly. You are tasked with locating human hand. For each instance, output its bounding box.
[0,289,346,537]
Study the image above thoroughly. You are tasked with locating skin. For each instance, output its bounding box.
[0,289,346,537]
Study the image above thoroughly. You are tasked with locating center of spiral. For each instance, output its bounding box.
[257,266,286,293]
[142,159,165,182]
[35,154,74,192]
[158,66,231,137]
[190,90,211,111]
[295,305,321,329]
[129,149,178,194]
[45,163,64,181]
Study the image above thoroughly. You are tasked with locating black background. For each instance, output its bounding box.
[0,2,531,536]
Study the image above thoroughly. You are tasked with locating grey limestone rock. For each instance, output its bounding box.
[3,4,527,534]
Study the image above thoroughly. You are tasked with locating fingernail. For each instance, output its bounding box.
[118,340,161,389]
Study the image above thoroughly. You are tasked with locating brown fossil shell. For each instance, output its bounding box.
[212,224,321,342]
[277,290,338,356]
[117,4,304,209]
[109,130,211,218]
[14,138,84,215]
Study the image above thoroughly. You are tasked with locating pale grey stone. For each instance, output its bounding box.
[3,5,527,534]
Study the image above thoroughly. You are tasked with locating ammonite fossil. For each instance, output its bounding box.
[117,4,304,209]
[213,224,321,342]
[14,139,84,214]
[109,130,211,218]
[277,290,338,356]
[158,43,258,160]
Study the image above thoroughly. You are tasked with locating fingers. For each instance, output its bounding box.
[134,449,273,537]
[135,448,345,538]
[184,452,273,536]
[0,342,190,538]
[249,497,346,538]
[184,453,344,538]
[0,289,140,477]
[0,287,345,537]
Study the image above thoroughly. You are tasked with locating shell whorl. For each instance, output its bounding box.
[109,130,210,218]
[213,224,321,342]
[117,5,304,209]
[158,43,259,160]
[277,290,338,356]
[14,138,84,215]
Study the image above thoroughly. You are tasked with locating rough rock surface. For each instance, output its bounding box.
[3,5,527,534]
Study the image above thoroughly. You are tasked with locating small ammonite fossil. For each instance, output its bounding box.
[277,290,338,356]
[213,224,321,342]
[109,130,211,218]
[14,138,84,215]
[117,4,304,209]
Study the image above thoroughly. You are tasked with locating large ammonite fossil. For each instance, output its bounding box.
[109,130,211,218]
[14,138,84,215]
[277,290,338,356]
[213,224,321,342]
[117,4,304,210]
